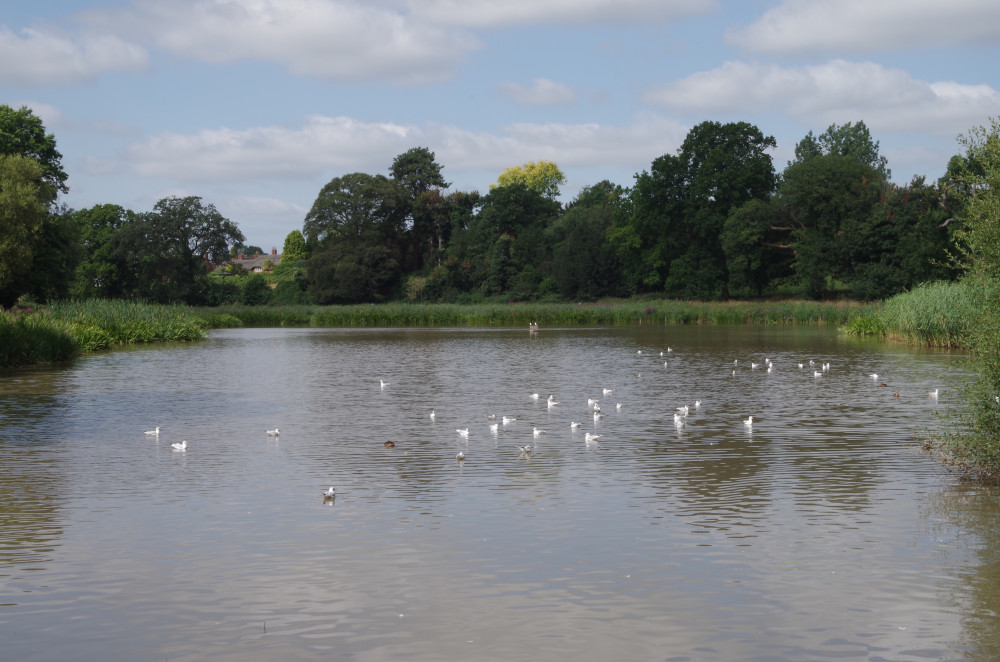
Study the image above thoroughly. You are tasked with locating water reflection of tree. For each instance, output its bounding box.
[0,388,65,578]
[927,483,1000,661]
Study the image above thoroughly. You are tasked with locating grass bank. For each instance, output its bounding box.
[202,299,867,328]
[839,280,975,348]
[1,300,242,368]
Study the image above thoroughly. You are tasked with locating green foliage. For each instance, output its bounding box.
[789,120,890,181]
[0,104,68,194]
[616,121,777,299]
[0,155,54,306]
[493,161,566,199]
[113,196,244,304]
[390,147,449,197]
[241,275,271,305]
[71,204,135,299]
[281,229,308,264]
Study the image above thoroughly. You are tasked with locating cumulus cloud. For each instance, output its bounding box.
[408,0,715,27]
[497,78,577,106]
[81,0,480,84]
[0,26,148,85]
[122,113,688,184]
[642,59,1000,136]
[727,0,1000,55]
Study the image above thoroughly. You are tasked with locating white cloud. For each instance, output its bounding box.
[122,113,688,185]
[82,0,480,84]
[728,0,1000,55]
[408,0,714,27]
[0,26,147,85]
[643,60,1000,136]
[497,78,577,106]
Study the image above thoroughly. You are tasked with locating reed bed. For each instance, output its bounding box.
[199,299,865,328]
[841,281,975,347]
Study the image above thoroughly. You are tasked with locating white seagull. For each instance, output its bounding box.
[266,428,280,436]
[145,427,160,436]
[171,440,187,451]
[694,400,701,408]
[584,433,601,443]
[502,416,517,425]
[530,393,540,400]
[616,403,623,411]
[489,423,499,433]
[533,427,546,437]
[743,416,754,427]
[929,389,939,398]
[379,380,390,388]
[456,451,465,461]
[603,388,613,395]
[677,405,689,416]
[516,444,532,456]
[429,409,436,420]
[814,371,823,377]
[571,421,582,429]
[322,486,336,498]
[456,428,470,437]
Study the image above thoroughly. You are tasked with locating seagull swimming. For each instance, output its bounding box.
[587,398,598,407]
[593,411,604,421]
[502,416,517,425]
[266,428,280,436]
[322,486,336,498]
[456,428,470,437]
[487,414,497,420]
[571,421,582,429]
[171,440,187,451]
[379,380,390,388]
[869,373,879,380]
[144,427,160,436]
[429,409,436,420]
[530,393,540,400]
[814,371,823,377]
[929,389,939,398]
[603,388,613,395]
[743,416,754,427]
[616,403,623,411]
[489,423,499,433]
[584,433,601,443]
[456,451,465,461]
[533,427,545,437]
[673,412,685,424]
[677,405,689,416]
[516,444,532,456]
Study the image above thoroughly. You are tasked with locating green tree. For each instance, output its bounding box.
[71,203,136,299]
[789,120,890,181]
[0,104,68,194]
[281,229,308,263]
[11,205,81,303]
[0,155,51,307]
[776,155,882,297]
[390,147,449,198]
[549,181,627,299]
[614,121,777,299]
[721,198,793,297]
[114,196,244,303]
[492,161,566,199]
[303,173,407,246]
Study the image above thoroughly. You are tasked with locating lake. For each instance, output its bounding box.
[1,325,998,661]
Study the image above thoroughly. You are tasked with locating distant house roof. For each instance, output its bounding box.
[213,247,282,274]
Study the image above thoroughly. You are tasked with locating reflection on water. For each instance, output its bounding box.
[0,325,996,661]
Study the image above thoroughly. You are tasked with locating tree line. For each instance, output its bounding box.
[0,103,974,308]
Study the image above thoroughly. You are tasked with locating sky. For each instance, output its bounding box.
[2,0,999,251]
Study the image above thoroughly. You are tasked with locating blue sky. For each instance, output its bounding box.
[3,0,998,250]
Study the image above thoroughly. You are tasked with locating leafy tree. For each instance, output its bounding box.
[241,274,270,305]
[390,147,449,198]
[71,204,136,299]
[721,199,793,297]
[303,173,407,246]
[230,243,263,257]
[410,189,479,271]
[493,161,566,199]
[281,229,308,263]
[307,242,398,304]
[614,121,776,299]
[114,196,244,303]
[11,205,81,303]
[549,181,627,299]
[775,155,882,297]
[0,104,68,194]
[0,155,52,307]
[789,120,890,181]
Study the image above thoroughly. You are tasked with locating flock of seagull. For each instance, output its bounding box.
[141,339,949,502]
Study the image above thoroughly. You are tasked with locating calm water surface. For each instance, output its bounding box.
[2,325,999,661]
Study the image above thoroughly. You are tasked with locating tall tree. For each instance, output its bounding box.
[789,120,890,181]
[390,147,449,198]
[493,161,566,199]
[0,155,52,307]
[72,203,135,299]
[614,121,776,299]
[114,196,244,303]
[0,104,68,194]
